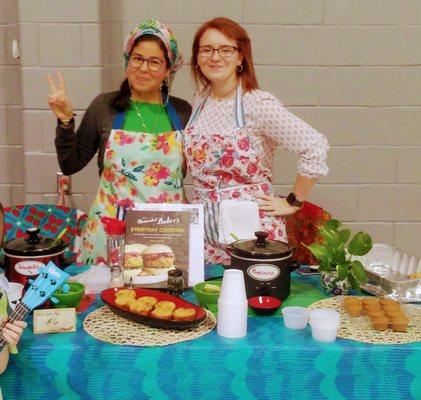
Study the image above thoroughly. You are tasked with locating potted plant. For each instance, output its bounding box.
[305,219,373,295]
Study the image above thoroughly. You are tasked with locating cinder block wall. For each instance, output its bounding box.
[1,0,420,257]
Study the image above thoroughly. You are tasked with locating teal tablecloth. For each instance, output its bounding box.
[1,269,420,400]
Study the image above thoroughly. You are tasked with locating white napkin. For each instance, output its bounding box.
[218,200,260,245]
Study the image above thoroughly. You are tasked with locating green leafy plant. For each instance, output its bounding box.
[305,219,373,290]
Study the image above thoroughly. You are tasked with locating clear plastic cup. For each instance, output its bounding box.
[282,306,309,330]
[5,282,24,310]
[219,269,247,304]
[309,308,340,343]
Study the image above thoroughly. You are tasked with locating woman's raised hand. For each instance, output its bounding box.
[46,71,74,121]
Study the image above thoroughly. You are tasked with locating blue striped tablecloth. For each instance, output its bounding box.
[1,269,420,400]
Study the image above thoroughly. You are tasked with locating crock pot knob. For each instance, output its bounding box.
[255,231,269,248]
[26,227,41,245]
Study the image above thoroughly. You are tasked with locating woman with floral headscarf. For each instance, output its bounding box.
[47,20,191,264]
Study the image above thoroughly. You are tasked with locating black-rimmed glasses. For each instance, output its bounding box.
[128,55,165,71]
[198,45,238,59]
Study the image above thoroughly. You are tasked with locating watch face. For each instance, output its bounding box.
[286,192,296,206]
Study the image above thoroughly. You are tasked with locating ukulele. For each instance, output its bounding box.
[0,261,69,351]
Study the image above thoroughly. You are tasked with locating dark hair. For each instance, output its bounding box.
[191,17,258,92]
[111,35,170,112]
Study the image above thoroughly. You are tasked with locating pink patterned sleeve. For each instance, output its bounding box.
[255,91,329,178]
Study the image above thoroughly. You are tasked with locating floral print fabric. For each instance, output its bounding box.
[79,128,184,265]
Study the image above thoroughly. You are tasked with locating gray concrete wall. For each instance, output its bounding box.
[0,0,420,257]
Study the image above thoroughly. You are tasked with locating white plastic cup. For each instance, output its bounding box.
[309,308,340,343]
[217,269,248,338]
[310,326,338,343]
[282,306,309,330]
[5,282,24,310]
[218,269,247,304]
[217,299,248,338]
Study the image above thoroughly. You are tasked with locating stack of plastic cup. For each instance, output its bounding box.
[309,308,340,343]
[5,282,24,310]
[217,269,248,338]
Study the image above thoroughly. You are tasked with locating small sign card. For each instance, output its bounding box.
[33,308,77,334]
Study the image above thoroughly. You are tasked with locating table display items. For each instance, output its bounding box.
[306,219,373,295]
[51,281,85,308]
[227,231,299,300]
[0,275,23,311]
[101,287,206,330]
[309,296,421,345]
[130,203,204,287]
[167,268,184,296]
[352,243,421,303]
[217,269,248,338]
[101,217,126,288]
[247,296,281,315]
[0,261,69,352]
[193,281,222,312]
[3,227,68,288]
[309,308,341,343]
[282,306,309,330]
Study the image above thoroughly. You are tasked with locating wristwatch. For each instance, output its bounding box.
[286,192,304,209]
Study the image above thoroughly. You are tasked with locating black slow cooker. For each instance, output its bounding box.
[228,231,299,300]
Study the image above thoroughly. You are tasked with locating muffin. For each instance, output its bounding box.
[379,298,399,307]
[173,307,196,321]
[344,297,361,308]
[346,304,363,317]
[367,308,386,319]
[371,316,389,331]
[384,308,405,319]
[362,298,379,308]
[151,307,174,320]
[390,316,409,332]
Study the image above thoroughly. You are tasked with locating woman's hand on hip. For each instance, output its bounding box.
[257,194,299,216]
[46,71,74,120]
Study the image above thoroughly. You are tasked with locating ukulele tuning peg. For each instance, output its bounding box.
[28,279,34,285]
[50,297,58,304]
[62,283,70,293]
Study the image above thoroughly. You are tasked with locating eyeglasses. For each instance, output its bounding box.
[128,55,165,71]
[198,45,238,59]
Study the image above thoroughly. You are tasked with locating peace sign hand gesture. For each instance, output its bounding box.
[46,71,74,121]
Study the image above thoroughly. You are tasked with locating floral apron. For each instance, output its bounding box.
[184,84,287,265]
[79,110,184,265]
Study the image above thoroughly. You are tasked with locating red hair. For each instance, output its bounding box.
[191,17,259,92]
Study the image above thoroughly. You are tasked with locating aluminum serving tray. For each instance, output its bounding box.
[354,244,421,303]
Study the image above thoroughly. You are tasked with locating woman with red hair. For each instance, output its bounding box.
[184,17,329,265]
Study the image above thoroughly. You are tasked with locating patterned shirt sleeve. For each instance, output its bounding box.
[254,91,329,178]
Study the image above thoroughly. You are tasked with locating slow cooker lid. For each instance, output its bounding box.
[232,231,291,258]
[4,227,65,256]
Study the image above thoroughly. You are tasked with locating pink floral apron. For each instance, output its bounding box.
[184,84,286,265]
[78,111,184,265]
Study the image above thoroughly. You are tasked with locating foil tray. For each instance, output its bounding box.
[354,244,421,303]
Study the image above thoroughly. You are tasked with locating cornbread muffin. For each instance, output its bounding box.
[379,298,399,307]
[115,296,134,306]
[116,289,136,299]
[138,296,158,307]
[381,303,401,312]
[367,308,386,318]
[384,308,405,319]
[390,316,409,332]
[173,307,196,321]
[347,305,363,317]
[362,298,379,308]
[371,316,389,331]
[151,307,174,320]
[363,303,382,313]
[154,301,176,311]
[344,297,361,307]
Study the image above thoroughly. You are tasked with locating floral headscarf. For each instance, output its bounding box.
[123,19,183,78]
